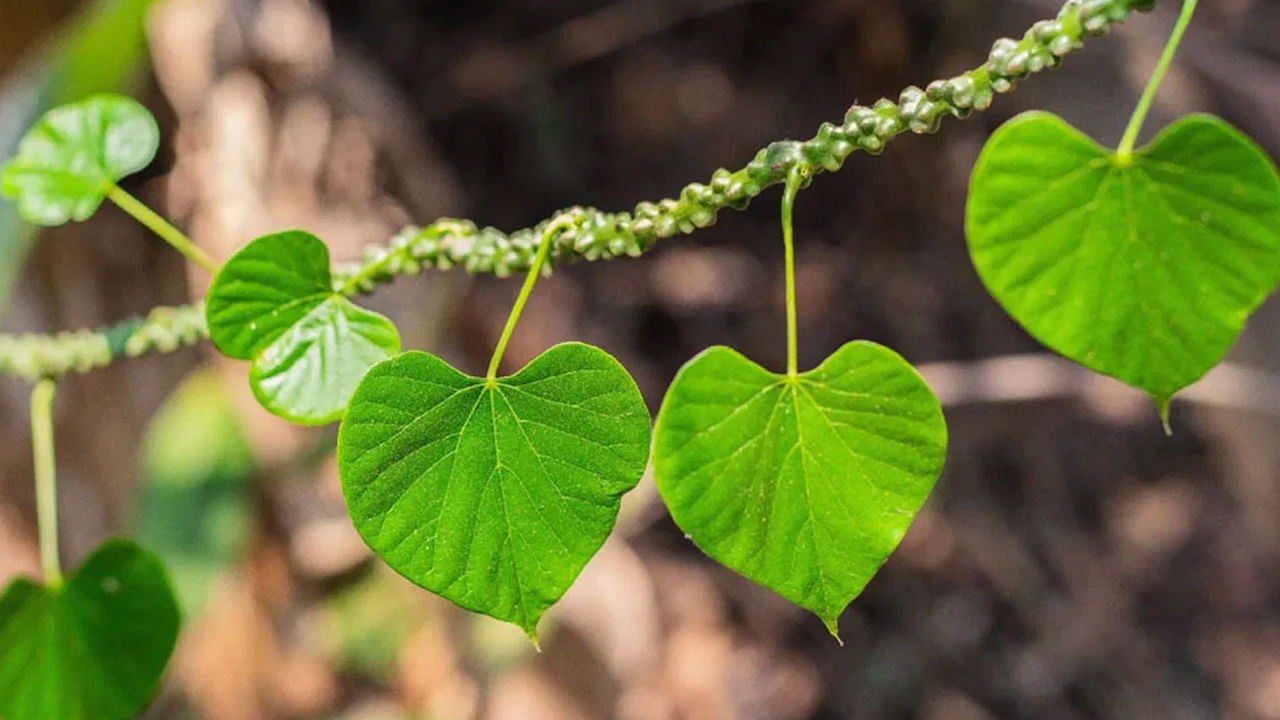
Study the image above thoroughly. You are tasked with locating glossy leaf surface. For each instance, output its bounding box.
[0,94,158,225]
[0,540,180,720]
[652,342,947,635]
[338,343,651,639]
[967,112,1280,409]
[206,230,401,424]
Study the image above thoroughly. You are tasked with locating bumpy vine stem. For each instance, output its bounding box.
[0,304,206,381]
[0,0,1153,381]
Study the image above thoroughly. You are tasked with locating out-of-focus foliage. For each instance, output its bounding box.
[0,540,179,720]
[136,369,255,616]
[0,0,156,310]
[2,94,160,225]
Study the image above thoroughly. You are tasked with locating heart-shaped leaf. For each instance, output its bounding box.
[337,342,651,640]
[206,230,401,425]
[967,112,1280,411]
[0,539,180,720]
[1,94,159,226]
[652,342,947,635]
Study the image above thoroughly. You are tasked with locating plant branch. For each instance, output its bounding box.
[0,0,1153,381]
[106,184,218,272]
[31,378,60,586]
[0,304,206,381]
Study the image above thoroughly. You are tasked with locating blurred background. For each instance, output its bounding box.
[2,0,1280,718]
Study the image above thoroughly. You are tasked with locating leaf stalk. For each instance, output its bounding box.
[1116,0,1198,160]
[486,216,576,380]
[31,378,61,587]
[106,183,217,272]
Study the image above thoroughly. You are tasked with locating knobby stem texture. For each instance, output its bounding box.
[31,378,60,586]
[106,184,217,273]
[0,304,205,381]
[0,0,1154,381]
[1116,0,1197,160]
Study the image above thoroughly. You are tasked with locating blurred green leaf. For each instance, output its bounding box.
[137,369,254,616]
[0,0,157,310]
[0,539,180,720]
[322,569,423,680]
[2,94,159,225]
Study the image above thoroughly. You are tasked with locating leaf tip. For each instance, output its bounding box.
[821,615,843,645]
[525,628,543,653]
[1156,396,1173,436]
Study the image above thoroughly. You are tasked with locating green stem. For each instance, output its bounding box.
[31,379,60,587]
[486,217,574,381]
[106,183,217,273]
[1116,0,1198,160]
[781,167,803,377]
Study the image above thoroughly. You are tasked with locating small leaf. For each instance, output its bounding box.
[652,342,947,636]
[0,539,180,720]
[338,343,651,640]
[967,112,1280,407]
[1,94,158,225]
[206,230,401,425]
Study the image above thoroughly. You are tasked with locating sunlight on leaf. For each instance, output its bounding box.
[338,343,651,641]
[206,230,401,425]
[652,342,947,636]
[967,112,1280,413]
[0,94,157,225]
[137,369,255,616]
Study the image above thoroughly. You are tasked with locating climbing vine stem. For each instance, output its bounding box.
[487,216,575,381]
[30,378,60,587]
[1116,0,1197,160]
[781,166,806,378]
[0,0,1155,381]
[105,183,217,272]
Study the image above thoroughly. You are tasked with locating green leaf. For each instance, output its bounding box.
[967,112,1280,411]
[651,342,947,636]
[206,230,401,425]
[0,94,158,225]
[337,342,651,640]
[0,0,158,311]
[0,539,180,720]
